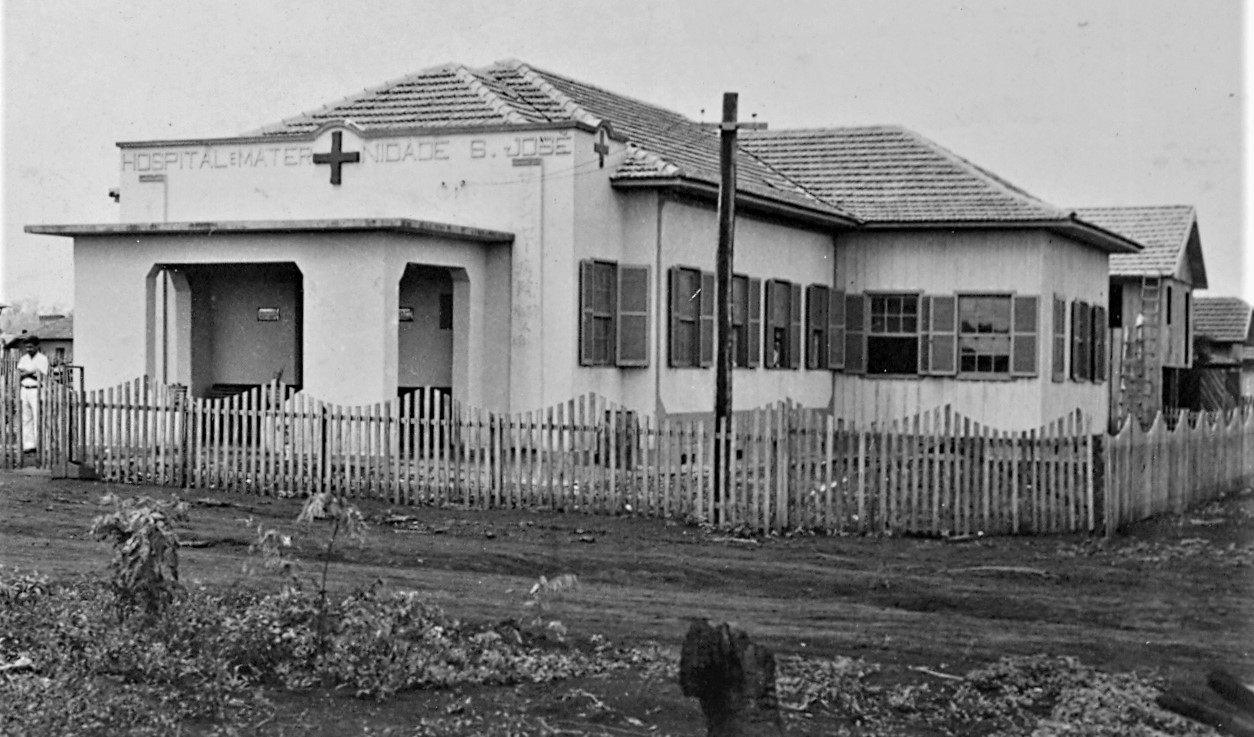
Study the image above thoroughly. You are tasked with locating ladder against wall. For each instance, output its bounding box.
[1118,277,1162,428]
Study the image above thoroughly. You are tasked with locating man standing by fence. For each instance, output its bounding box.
[17,335,48,462]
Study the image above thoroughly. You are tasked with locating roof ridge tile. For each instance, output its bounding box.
[453,65,530,124]
[503,60,602,129]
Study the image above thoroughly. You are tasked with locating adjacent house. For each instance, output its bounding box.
[1071,206,1208,424]
[3,315,74,365]
[1190,296,1252,409]
[28,59,1140,430]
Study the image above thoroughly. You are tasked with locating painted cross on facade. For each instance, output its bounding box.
[593,129,610,169]
[313,131,361,185]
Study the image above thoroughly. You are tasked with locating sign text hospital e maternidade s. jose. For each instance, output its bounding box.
[121,133,574,173]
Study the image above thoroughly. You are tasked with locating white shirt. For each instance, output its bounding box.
[17,352,49,388]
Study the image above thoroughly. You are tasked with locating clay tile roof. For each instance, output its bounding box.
[1193,296,1252,343]
[739,126,1068,223]
[249,59,852,220]
[1071,205,1206,285]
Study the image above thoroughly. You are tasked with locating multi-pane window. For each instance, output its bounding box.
[867,294,919,375]
[579,259,650,368]
[958,296,1011,374]
[845,292,1036,378]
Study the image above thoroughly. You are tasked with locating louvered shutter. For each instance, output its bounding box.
[699,270,716,367]
[788,282,802,369]
[829,289,845,370]
[579,260,596,366]
[1092,305,1107,382]
[918,296,931,374]
[616,265,649,367]
[928,295,957,375]
[747,278,762,368]
[1011,295,1038,377]
[668,267,684,367]
[845,294,866,374]
[1051,294,1066,383]
[1070,301,1084,381]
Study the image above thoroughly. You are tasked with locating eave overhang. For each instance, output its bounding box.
[611,176,860,231]
[858,215,1143,254]
[25,218,515,244]
[118,119,594,150]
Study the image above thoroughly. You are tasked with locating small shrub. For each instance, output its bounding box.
[89,494,189,621]
[522,573,579,642]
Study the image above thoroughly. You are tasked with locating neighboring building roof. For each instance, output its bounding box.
[1072,205,1208,288]
[2,316,72,349]
[739,126,1069,224]
[1194,296,1253,344]
[1242,345,1254,364]
[247,60,853,224]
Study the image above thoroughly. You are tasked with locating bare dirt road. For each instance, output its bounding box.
[2,471,1251,735]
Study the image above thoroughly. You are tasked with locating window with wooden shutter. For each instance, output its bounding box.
[1071,300,1091,381]
[845,293,866,374]
[747,277,761,368]
[927,295,957,375]
[828,289,845,370]
[788,282,802,369]
[669,266,699,367]
[731,275,747,367]
[765,279,792,369]
[699,270,715,367]
[667,266,712,368]
[616,265,649,367]
[1052,294,1066,383]
[579,260,616,366]
[806,284,829,369]
[1011,295,1038,377]
[1092,305,1107,383]
[1070,300,1083,381]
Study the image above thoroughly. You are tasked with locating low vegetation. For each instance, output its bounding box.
[0,485,1248,735]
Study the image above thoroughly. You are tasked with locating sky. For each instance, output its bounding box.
[1,0,1249,310]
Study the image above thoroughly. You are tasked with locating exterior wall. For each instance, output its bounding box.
[73,231,509,409]
[109,125,606,412]
[187,264,301,388]
[655,199,837,416]
[397,266,454,389]
[832,229,1108,431]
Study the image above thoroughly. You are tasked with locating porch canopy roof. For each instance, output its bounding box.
[25,218,515,244]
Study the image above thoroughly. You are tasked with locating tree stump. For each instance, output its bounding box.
[679,619,783,737]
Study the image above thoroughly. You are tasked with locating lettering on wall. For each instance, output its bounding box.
[121,132,574,174]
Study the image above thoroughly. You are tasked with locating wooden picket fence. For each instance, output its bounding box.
[1103,407,1254,534]
[5,373,1251,537]
[0,358,80,475]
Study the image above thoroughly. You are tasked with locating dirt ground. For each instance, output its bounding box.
[2,470,1252,735]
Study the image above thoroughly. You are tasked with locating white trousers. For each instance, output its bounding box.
[20,386,39,452]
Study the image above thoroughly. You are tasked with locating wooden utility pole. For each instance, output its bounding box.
[708,93,765,521]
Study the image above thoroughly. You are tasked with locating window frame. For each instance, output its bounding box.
[866,291,922,376]
[956,292,1014,378]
